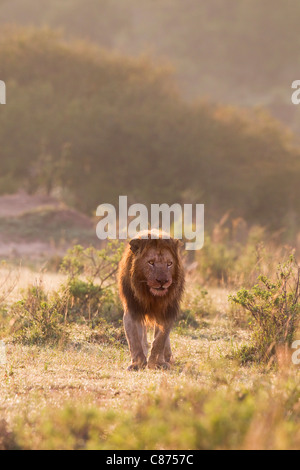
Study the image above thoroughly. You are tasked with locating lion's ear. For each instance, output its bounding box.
[129,238,143,254]
[175,239,184,249]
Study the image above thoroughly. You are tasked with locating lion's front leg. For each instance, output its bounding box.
[152,324,173,364]
[123,311,148,370]
[148,322,173,369]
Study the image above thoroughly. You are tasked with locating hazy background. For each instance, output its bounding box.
[0,0,300,238]
[2,2,300,452]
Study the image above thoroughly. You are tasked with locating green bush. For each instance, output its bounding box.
[8,380,300,450]
[179,287,214,330]
[0,26,299,229]
[229,256,300,362]
[6,242,124,345]
[60,242,124,325]
[11,283,67,346]
[1,389,256,450]
[197,234,235,285]
[1,0,300,103]
[197,220,289,287]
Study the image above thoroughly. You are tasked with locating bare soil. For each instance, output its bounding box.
[0,191,95,259]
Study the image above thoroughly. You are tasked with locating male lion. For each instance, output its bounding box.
[118,230,185,370]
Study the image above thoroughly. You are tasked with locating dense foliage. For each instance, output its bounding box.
[0,0,299,102]
[0,27,299,231]
[229,256,300,362]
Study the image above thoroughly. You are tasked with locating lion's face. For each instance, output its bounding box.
[119,232,185,325]
[128,236,179,300]
[138,246,175,297]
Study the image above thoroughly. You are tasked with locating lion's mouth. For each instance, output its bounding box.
[150,286,169,297]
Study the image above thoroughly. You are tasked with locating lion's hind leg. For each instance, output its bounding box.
[164,335,174,364]
[141,323,149,358]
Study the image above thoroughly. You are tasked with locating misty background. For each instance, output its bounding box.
[0,0,300,238]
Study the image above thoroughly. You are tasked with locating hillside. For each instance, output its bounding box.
[0,27,299,232]
[0,192,96,261]
[0,0,298,127]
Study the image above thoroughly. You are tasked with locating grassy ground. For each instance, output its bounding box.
[0,266,299,450]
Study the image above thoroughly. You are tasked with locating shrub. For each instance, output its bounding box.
[6,242,125,345]
[3,389,256,450]
[179,287,215,330]
[197,218,291,287]
[229,255,300,362]
[10,283,67,346]
[60,242,124,325]
[196,234,235,285]
[1,26,300,228]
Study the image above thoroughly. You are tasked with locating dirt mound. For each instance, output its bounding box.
[0,192,97,260]
[0,191,61,217]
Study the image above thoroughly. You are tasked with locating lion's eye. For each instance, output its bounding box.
[148,260,155,266]
[167,261,173,267]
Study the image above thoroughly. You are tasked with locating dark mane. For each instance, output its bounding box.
[118,234,185,325]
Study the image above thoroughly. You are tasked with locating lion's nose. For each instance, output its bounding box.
[156,278,168,286]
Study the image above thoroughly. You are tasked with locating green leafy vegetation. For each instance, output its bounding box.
[197,218,292,287]
[1,2,300,450]
[229,256,300,363]
[0,27,299,232]
[60,243,124,324]
[0,243,300,450]
[10,283,67,346]
[2,375,300,450]
[178,287,214,330]
[0,0,299,106]
[5,243,123,346]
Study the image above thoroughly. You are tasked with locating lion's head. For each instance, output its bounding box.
[118,230,185,324]
[129,237,176,298]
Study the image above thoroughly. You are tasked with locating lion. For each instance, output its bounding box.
[118,230,185,370]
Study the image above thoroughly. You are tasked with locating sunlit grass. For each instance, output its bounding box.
[0,266,299,450]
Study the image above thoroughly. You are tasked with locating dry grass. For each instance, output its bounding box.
[0,266,66,303]
[0,266,299,450]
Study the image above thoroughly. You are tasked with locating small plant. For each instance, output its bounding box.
[229,255,300,362]
[197,235,235,285]
[60,242,124,325]
[179,287,214,329]
[11,282,67,346]
[7,242,125,345]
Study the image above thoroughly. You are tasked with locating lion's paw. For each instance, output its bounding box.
[127,361,147,371]
[148,361,171,370]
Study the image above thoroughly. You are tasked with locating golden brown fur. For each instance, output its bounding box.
[118,230,185,370]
